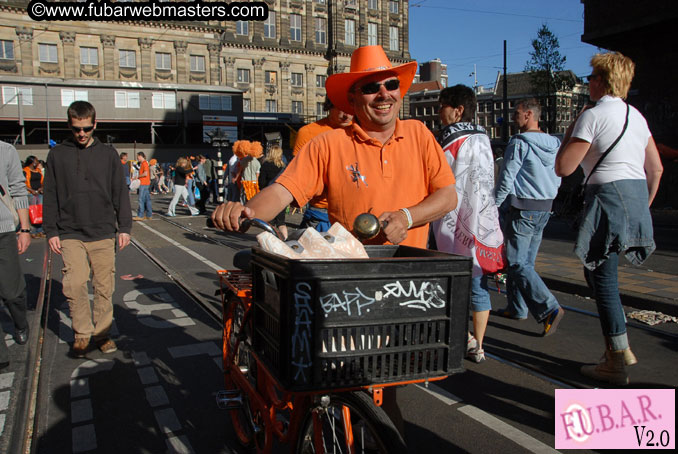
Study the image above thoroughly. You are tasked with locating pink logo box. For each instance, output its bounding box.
[555,389,675,450]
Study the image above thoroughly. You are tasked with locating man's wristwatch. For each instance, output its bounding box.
[18,229,31,233]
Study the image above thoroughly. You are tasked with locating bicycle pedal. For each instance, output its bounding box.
[215,390,243,410]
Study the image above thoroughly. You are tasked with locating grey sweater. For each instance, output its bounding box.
[0,141,29,234]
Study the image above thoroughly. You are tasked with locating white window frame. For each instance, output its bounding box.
[0,40,14,60]
[80,46,98,65]
[39,43,58,63]
[265,70,277,85]
[236,20,249,36]
[316,74,326,88]
[389,26,399,51]
[152,91,176,109]
[2,86,33,105]
[190,55,205,72]
[368,0,378,10]
[237,68,250,83]
[114,91,140,108]
[316,102,325,116]
[368,23,378,46]
[292,100,303,115]
[345,19,355,46]
[155,52,171,71]
[61,89,88,107]
[345,0,358,8]
[389,1,399,14]
[265,99,277,113]
[243,98,251,112]
[291,72,303,87]
[315,18,327,45]
[119,49,136,68]
[264,12,276,39]
[290,14,302,42]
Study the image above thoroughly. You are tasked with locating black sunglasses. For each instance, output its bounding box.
[71,125,95,133]
[358,79,400,95]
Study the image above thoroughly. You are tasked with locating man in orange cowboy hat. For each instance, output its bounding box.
[212,45,457,247]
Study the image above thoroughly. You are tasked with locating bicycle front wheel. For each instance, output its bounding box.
[295,391,407,454]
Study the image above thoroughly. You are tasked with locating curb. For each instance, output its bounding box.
[542,274,678,318]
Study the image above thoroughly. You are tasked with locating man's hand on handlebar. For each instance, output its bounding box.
[211,202,256,232]
[379,210,409,245]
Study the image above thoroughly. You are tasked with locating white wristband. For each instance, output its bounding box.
[399,208,413,229]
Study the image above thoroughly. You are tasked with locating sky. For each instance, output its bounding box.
[408,0,601,89]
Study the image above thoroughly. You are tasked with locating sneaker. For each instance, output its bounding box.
[542,306,565,337]
[466,347,486,363]
[166,212,175,217]
[96,338,117,354]
[72,338,90,358]
[494,307,527,320]
[467,334,478,353]
[132,216,145,221]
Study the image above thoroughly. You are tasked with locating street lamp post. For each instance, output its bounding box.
[206,127,230,203]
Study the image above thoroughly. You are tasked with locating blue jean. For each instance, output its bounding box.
[471,275,491,312]
[504,208,558,322]
[584,252,629,350]
[186,179,196,206]
[137,185,152,217]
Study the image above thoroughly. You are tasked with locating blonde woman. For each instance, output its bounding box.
[167,157,199,217]
[258,145,289,239]
[556,52,663,385]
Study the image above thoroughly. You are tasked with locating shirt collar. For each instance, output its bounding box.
[350,118,404,145]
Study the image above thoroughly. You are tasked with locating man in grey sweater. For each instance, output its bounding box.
[0,141,32,369]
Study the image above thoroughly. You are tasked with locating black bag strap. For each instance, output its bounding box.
[583,102,630,186]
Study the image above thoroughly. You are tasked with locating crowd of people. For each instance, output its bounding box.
[1,45,663,390]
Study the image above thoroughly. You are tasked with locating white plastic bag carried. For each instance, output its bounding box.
[256,223,368,259]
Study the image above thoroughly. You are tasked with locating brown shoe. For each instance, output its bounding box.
[72,338,90,358]
[132,216,145,221]
[97,338,118,354]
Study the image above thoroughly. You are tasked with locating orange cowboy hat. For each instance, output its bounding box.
[325,45,417,115]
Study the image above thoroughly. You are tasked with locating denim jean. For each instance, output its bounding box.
[137,185,152,217]
[167,185,199,216]
[584,252,629,350]
[504,208,559,322]
[470,275,491,312]
[186,179,196,206]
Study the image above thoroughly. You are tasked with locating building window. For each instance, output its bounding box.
[80,47,98,65]
[368,0,378,10]
[190,55,205,72]
[114,91,140,108]
[265,71,277,85]
[236,21,249,36]
[316,0,326,4]
[316,74,327,88]
[264,12,276,38]
[39,43,58,63]
[237,68,250,83]
[315,18,326,45]
[2,86,32,105]
[291,72,303,87]
[290,14,302,42]
[152,92,176,109]
[155,52,171,70]
[265,99,277,113]
[243,99,251,112]
[368,23,378,46]
[119,50,136,68]
[389,1,399,14]
[389,26,399,51]
[0,40,14,60]
[292,101,303,115]
[199,94,233,111]
[61,89,88,107]
[316,102,325,116]
[345,19,355,46]
[345,0,357,8]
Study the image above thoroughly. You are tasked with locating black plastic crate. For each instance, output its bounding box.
[251,245,471,392]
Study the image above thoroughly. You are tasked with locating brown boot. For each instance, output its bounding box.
[581,349,628,385]
[72,337,90,358]
[622,347,638,366]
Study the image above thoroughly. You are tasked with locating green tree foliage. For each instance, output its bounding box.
[525,24,572,132]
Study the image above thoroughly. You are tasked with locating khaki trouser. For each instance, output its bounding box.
[61,238,116,341]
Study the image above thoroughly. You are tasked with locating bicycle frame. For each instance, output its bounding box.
[218,269,448,454]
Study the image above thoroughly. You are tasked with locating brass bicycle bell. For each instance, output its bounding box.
[353,212,382,241]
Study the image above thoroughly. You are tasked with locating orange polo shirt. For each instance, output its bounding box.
[138,161,151,186]
[293,118,347,210]
[277,118,455,248]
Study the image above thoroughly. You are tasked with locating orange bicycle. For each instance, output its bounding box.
[216,219,471,453]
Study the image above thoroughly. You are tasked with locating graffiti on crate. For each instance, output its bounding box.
[319,287,376,317]
[292,282,313,383]
[382,280,446,311]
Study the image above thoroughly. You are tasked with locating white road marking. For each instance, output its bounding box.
[71,398,93,423]
[122,288,195,329]
[458,405,560,454]
[72,424,97,453]
[416,383,463,405]
[167,434,195,454]
[168,342,221,359]
[137,366,159,385]
[145,385,170,407]
[0,391,9,411]
[0,372,14,389]
[154,407,183,434]
[136,221,222,271]
[70,378,89,398]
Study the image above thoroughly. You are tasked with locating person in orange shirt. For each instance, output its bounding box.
[133,152,152,220]
[292,98,353,231]
[213,45,456,248]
